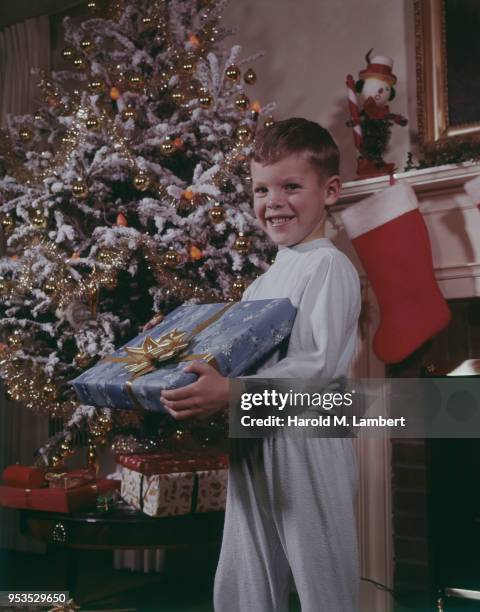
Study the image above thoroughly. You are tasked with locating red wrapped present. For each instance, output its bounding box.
[117,451,228,517]
[2,465,47,489]
[0,479,119,513]
[116,450,228,476]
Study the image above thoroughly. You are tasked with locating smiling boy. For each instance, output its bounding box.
[160,118,361,611]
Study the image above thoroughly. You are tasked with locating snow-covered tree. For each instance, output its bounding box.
[0,0,275,466]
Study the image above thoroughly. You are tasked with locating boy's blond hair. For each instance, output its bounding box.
[251,117,340,179]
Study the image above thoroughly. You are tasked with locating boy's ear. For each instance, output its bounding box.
[324,175,341,206]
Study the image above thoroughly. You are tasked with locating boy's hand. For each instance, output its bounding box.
[161,361,229,421]
[142,313,164,332]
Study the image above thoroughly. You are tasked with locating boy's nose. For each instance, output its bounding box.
[266,194,286,208]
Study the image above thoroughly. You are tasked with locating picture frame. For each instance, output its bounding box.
[415,0,480,151]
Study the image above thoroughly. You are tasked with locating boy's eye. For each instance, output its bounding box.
[285,183,301,190]
[254,186,268,194]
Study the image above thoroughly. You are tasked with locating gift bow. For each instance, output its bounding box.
[104,303,234,410]
[108,329,192,378]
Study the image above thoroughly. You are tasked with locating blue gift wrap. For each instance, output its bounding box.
[71,299,296,412]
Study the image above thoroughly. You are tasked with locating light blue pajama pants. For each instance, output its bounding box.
[213,435,360,612]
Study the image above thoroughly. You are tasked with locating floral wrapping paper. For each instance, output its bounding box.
[120,466,228,517]
[71,299,296,413]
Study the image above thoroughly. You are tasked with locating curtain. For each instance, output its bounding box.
[0,16,51,551]
[0,16,50,126]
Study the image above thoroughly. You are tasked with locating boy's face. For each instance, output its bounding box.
[251,154,340,247]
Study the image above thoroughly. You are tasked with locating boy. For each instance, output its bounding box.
[159,118,361,611]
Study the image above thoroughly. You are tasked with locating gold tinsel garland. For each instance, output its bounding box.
[0,345,77,417]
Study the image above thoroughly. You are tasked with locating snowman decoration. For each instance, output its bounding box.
[346,50,408,178]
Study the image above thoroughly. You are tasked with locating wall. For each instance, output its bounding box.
[223,0,418,181]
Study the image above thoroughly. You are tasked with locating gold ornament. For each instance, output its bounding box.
[62,47,74,59]
[141,16,153,29]
[244,68,257,85]
[80,38,93,52]
[42,382,58,401]
[121,104,137,121]
[181,59,196,74]
[44,276,57,294]
[209,202,225,224]
[162,248,181,268]
[87,1,98,12]
[199,93,213,108]
[128,73,144,91]
[110,86,121,101]
[234,232,250,254]
[231,276,246,298]
[234,125,252,143]
[72,56,86,69]
[72,178,88,199]
[75,352,91,368]
[89,79,104,93]
[171,89,185,105]
[235,93,250,111]
[30,208,47,229]
[49,454,64,469]
[1,214,14,234]
[264,116,275,127]
[19,128,33,142]
[116,212,128,226]
[7,330,22,349]
[161,137,174,155]
[225,64,240,81]
[85,116,99,130]
[133,170,151,191]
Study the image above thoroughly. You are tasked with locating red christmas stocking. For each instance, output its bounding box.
[340,182,451,363]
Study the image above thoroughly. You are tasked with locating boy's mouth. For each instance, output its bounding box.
[266,216,295,227]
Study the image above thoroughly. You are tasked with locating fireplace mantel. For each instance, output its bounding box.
[335,161,480,207]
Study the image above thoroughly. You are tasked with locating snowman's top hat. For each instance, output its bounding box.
[359,50,397,86]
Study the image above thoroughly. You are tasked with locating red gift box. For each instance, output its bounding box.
[2,465,47,489]
[116,450,228,476]
[0,479,119,513]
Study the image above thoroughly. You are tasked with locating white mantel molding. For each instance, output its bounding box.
[335,161,480,208]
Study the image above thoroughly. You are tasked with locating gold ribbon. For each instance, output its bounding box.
[105,303,234,411]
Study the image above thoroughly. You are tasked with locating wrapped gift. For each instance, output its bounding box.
[71,299,295,412]
[2,465,47,489]
[0,479,119,513]
[44,469,96,489]
[118,452,228,517]
[116,450,228,476]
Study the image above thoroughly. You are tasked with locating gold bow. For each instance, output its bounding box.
[107,329,190,379]
[104,303,234,411]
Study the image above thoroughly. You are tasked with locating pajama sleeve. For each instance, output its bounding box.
[245,253,361,381]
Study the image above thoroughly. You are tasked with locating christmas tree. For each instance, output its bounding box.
[0,0,275,467]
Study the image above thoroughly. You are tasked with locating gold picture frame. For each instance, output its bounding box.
[415,0,480,151]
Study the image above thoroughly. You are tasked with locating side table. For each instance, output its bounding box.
[18,502,225,605]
